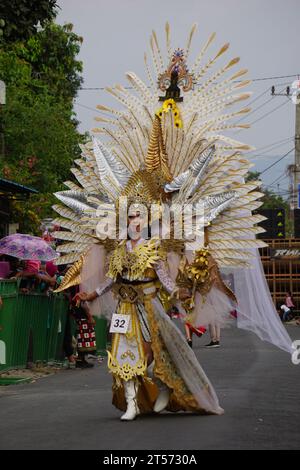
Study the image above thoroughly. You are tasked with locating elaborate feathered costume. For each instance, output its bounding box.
[53,24,293,419]
[53,24,265,269]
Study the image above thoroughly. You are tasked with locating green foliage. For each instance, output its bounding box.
[0,15,84,234]
[246,171,292,236]
[246,171,288,208]
[261,188,288,209]
[0,0,58,43]
[13,23,83,101]
[12,194,56,234]
[2,84,84,192]
[245,170,261,182]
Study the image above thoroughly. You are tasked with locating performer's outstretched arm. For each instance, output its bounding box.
[77,277,113,301]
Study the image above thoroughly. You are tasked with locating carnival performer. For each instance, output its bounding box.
[76,208,225,419]
[53,23,293,420]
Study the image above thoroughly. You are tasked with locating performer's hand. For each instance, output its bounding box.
[74,291,98,302]
[179,287,192,300]
[74,292,89,302]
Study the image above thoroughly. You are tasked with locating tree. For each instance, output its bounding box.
[246,171,292,236]
[0,0,58,43]
[246,171,288,208]
[2,84,83,192]
[0,17,85,234]
[13,23,83,101]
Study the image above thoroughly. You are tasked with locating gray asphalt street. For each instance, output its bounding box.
[0,325,299,450]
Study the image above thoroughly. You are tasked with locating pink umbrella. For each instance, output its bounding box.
[0,234,58,261]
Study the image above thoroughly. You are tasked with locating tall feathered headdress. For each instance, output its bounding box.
[52,23,267,285]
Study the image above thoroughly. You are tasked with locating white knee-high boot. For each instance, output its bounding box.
[147,361,170,413]
[120,380,140,421]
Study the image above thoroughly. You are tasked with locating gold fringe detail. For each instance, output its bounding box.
[108,239,162,281]
[145,115,172,181]
[107,351,147,382]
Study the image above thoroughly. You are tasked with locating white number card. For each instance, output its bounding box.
[109,314,130,334]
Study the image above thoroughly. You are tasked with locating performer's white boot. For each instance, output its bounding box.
[120,380,140,421]
[147,362,170,413]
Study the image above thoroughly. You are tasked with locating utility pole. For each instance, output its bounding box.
[294,91,300,211]
[271,84,299,236]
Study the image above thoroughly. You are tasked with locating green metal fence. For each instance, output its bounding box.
[0,280,20,371]
[94,317,108,354]
[0,282,67,371]
[0,280,108,372]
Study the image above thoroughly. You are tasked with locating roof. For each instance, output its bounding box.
[0,178,38,195]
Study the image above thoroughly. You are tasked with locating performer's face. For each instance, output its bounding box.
[127,210,147,240]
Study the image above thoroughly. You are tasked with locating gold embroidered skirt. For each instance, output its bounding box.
[108,283,223,415]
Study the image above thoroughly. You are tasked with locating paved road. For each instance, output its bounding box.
[0,325,299,450]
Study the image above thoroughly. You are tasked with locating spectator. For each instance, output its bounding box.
[185,322,206,348]
[285,292,295,313]
[71,287,96,368]
[280,304,292,322]
[0,260,10,279]
[33,262,64,294]
[206,323,221,348]
[45,261,58,278]
[5,256,21,278]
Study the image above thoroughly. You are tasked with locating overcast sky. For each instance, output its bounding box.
[56,0,300,197]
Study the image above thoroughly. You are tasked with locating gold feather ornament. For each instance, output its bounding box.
[54,254,85,292]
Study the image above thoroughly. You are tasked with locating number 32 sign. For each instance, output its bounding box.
[109,314,130,334]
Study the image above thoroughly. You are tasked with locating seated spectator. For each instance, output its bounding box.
[280,304,292,322]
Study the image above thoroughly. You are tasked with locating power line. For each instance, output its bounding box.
[243,73,300,82]
[248,99,290,127]
[78,74,300,90]
[234,84,290,130]
[265,173,289,188]
[246,136,293,156]
[235,85,288,124]
[74,102,103,114]
[259,148,295,175]
[233,87,270,125]
[76,92,292,126]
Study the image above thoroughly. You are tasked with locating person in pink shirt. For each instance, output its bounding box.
[14,260,41,292]
[24,260,41,273]
[14,259,41,277]
[285,292,295,312]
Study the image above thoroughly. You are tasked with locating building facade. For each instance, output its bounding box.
[260,238,300,309]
